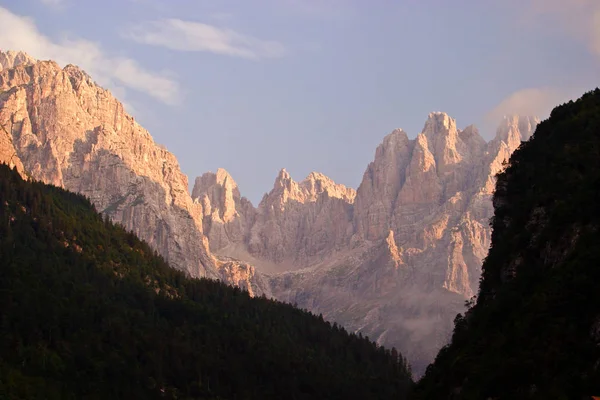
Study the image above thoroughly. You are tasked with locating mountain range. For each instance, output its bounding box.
[0,50,537,374]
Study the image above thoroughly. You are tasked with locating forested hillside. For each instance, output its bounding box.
[0,164,412,400]
[413,89,600,399]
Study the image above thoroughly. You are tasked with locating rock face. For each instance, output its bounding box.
[0,51,266,292]
[193,167,357,273]
[414,89,600,399]
[0,50,539,376]
[0,50,35,71]
[193,112,538,375]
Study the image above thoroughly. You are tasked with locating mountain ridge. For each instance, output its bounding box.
[0,49,537,375]
[193,110,538,375]
[413,89,600,398]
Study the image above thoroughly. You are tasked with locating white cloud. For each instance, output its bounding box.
[123,19,286,60]
[485,87,581,123]
[0,7,180,105]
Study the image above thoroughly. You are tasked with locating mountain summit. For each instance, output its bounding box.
[193,111,538,374]
[0,49,537,374]
[414,89,600,398]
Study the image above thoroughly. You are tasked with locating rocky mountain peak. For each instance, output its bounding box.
[261,168,354,209]
[263,168,303,209]
[276,167,291,182]
[0,50,36,71]
[192,168,241,224]
[0,50,544,377]
[382,128,410,146]
[494,115,539,151]
[299,171,356,202]
[0,54,231,282]
[193,168,239,196]
[460,124,485,144]
[63,64,96,87]
[478,115,540,195]
[353,128,413,240]
[423,112,457,137]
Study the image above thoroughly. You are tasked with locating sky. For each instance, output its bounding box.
[0,0,599,203]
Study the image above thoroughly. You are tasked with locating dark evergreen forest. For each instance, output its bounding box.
[6,88,600,400]
[0,164,412,400]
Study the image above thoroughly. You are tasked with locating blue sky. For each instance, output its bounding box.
[1,0,599,202]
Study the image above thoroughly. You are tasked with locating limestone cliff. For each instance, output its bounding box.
[193,168,357,273]
[414,89,600,400]
[0,50,35,71]
[0,49,539,375]
[0,51,265,292]
[193,112,538,375]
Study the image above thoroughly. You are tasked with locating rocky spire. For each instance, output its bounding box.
[0,55,270,290]
[493,115,539,152]
[353,128,412,240]
[193,168,241,223]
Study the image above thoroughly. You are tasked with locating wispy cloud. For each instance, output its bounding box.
[485,87,581,123]
[123,19,286,60]
[0,7,180,106]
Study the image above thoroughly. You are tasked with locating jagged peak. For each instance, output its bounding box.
[0,50,36,71]
[302,171,334,184]
[267,168,298,201]
[370,129,411,167]
[497,115,539,130]
[277,168,291,182]
[63,64,95,86]
[300,171,356,202]
[423,112,457,136]
[381,128,410,147]
[262,168,356,207]
[386,128,409,139]
[192,168,240,201]
[459,124,486,147]
[461,124,479,136]
[414,132,430,148]
[215,168,237,187]
[494,115,539,145]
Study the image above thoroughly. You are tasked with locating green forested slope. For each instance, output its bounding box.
[413,89,600,399]
[0,164,412,400]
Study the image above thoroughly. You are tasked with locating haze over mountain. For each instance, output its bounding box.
[0,51,540,374]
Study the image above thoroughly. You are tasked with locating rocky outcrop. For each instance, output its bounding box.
[193,112,538,375]
[193,167,357,272]
[414,89,600,400]
[353,129,411,241]
[0,49,539,376]
[0,50,35,71]
[0,51,266,293]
